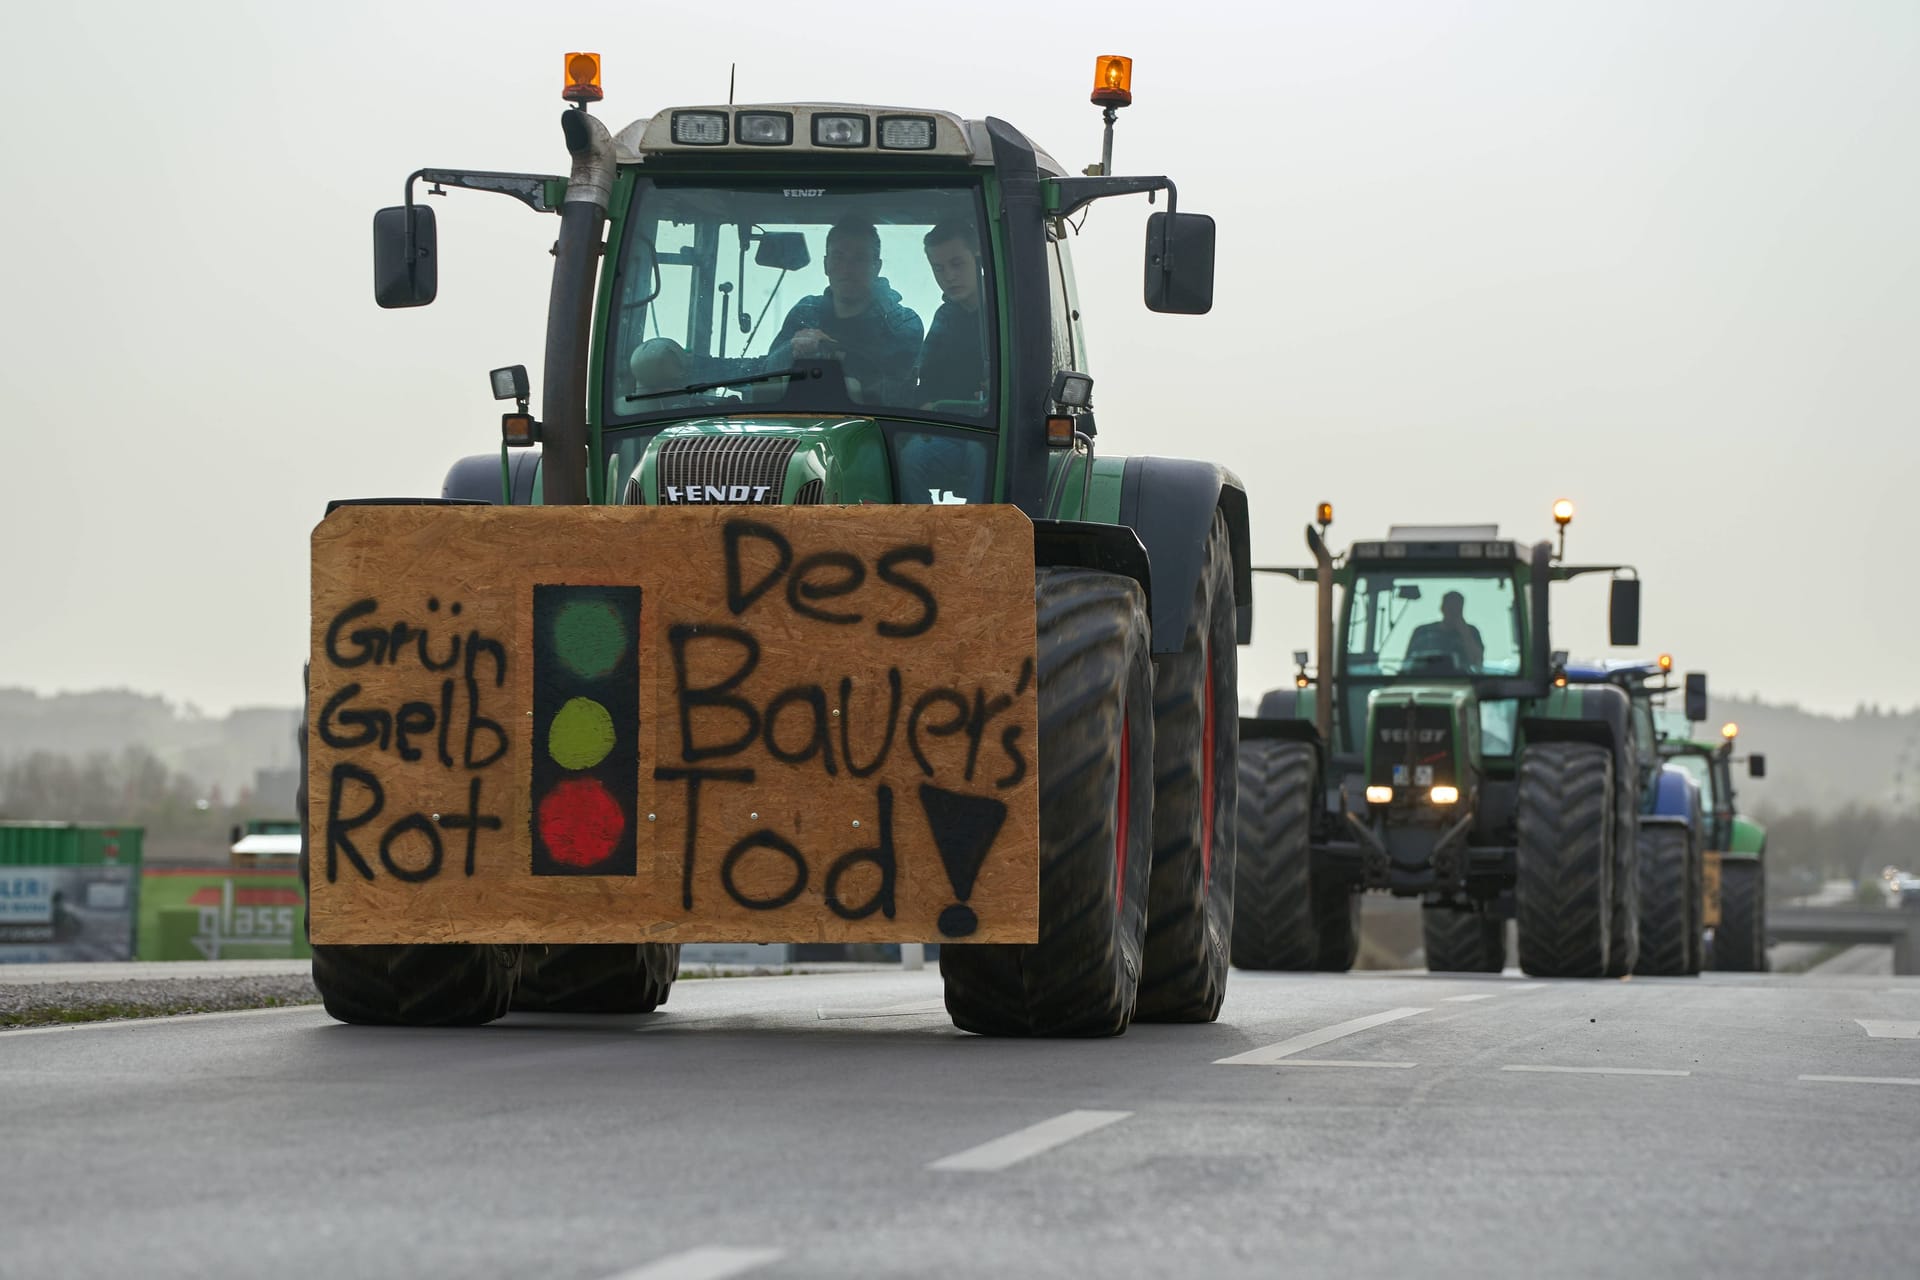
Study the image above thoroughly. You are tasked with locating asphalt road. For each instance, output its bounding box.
[4,967,1917,1280]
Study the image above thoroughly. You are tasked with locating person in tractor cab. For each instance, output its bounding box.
[1406,590,1486,672]
[769,221,923,400]
[914,221,988,407]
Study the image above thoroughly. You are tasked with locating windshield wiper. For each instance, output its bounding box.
[623,366,804,405]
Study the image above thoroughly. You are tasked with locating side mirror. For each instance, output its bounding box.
[1684,672,1708,723]
[754,231,811,271]
[1747,753,1767,779]
[1608,577,1640,647]
[1144,211,1216,315]
[373,205,437,308]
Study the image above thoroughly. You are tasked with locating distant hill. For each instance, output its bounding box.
[1684,695,1920,818]
[2,686,1914,820]
[0,687,299,809]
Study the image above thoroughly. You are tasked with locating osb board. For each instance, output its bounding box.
[308,503,1038,945]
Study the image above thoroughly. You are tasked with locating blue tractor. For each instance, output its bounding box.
[1561,657,1706,975]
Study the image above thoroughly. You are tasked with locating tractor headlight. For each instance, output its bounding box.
[671,111,729,146]
[1365,786,1393,805]
[1430,785,1460,805]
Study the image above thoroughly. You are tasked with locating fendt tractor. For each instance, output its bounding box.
[1563,655,1707,976]
[297,53,1254,1037]
[1659,676,1770,971]
[1234,502,1646,978]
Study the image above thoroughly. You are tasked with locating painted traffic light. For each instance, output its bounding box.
[531,585,641,876]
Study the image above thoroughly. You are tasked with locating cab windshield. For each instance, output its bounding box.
[1342,569,1524,678]
[605,178,994,426]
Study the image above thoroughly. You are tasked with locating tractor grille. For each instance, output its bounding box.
[793,478,824,505]
[656,435,797,505]
[1370,704,1455,788]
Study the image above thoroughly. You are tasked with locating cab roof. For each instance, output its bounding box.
[613,104,1068,175]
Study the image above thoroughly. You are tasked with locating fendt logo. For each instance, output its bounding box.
[1380,728,1448,745]
[664,485,774,504]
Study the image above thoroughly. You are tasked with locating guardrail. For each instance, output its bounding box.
[1768,906,1920,976]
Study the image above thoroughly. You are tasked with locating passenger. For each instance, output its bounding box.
[1407,590,1486,672]
[914,222,988,406]
[770,221,923,399]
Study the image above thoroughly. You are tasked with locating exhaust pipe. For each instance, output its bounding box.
[540,109,616,506]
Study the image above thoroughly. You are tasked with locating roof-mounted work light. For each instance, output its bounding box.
[562,52,603,105]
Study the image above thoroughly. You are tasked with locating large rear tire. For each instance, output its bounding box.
[1423,906,1506,973]
[298,666,517,1027]
[940,568,1154,1037]
[1712,858,1767,972]
[513,944,681,1013]
[1515,741,1613,979]
[1685,837,1706,975]
[1229,739,1356,971]
[1136,513,1237,1023]
[1632,825,1694,977]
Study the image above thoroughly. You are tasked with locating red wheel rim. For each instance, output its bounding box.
[1200,638,1216,883]
[1115,717,1131,912]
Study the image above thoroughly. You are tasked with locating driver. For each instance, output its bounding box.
[1407,590,1485,671]
[769,221,923,398]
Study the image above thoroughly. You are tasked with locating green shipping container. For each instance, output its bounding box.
[0,822,144,868]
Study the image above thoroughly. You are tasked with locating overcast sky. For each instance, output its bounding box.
[1,1,1914,716]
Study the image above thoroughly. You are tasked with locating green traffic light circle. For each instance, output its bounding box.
[553,598,628,679]
[548,696,616,771]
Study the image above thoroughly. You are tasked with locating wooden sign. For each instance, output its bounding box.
[307,504,1039,945]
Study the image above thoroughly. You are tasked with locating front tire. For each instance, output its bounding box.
[1230,739,1356,971]
[1137,513,1237,1022]
[1423,906,1505,973]
[513,944,680,1013]
[941,569,1154,1037]
[1712,858,1767,972]
[1632,825,1694,976]
[1515,741,1613,979]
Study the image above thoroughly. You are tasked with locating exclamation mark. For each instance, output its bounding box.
[917,784,1010,938]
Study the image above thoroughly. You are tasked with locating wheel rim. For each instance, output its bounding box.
[1115,718,1131,912]
[1200,638,1216,884]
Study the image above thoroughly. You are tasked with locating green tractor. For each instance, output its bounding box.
[1235,502,1645,978]
[300,53,1253,1036]
[1659,675,1769,971]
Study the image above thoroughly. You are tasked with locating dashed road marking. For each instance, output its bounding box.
[603,1245,783,1280]
[1501,1065,1691,1077]
[1215,1007,1430,1065]
[814,999,947,1020]
[1798,1075,1920,1087]
[1442,994,1500,1003]
[1269,1059,1417,1069]
[927,1109,1132,1172]
[0,1003,323,1038]
[1855,1020,1920,1039]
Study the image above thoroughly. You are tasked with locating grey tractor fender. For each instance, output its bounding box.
[1116,457,1253,655]
[1521,682,1633,766]
[442,450,541,506]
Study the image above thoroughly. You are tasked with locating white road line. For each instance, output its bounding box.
[1501,1065,1691,1077]
[1798,1075,1920,1087]
[1442,994,1499,1003]
[814,999,948,1020]
[1215,1007,1429,1065]
[927,1109,1131,1172]
[1855,1019,1920,1039]
[603,1246,783,1280]
[1506,984,1546,992]
[1269,1059,1418,1069]
[0,1002,323,1038]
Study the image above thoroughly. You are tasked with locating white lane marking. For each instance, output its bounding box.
[1270,1059,1417,1069]
[1506,984,1546,992]
[814,999,947,1020]
[1798,1075,1920,1087]
[603,1246,783,1280]
[927,1109,1131,1172]
[1442,994,1499,1003]
[1215,1007,1430,1065]
[0,1002,323,1038]
[1502,1065,1691,1077]
[1855,1019,1920,1039]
